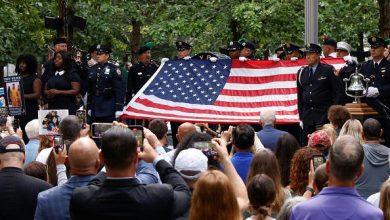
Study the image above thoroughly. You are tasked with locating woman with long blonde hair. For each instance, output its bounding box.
[338,119,363,143]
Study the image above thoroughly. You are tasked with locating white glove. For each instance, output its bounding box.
[115,111,123,119]
[239,56,248,62]
[366,87,379,98]
[161,58,169,63]
[183,56,191,60]
[290,57,298,61]
[343,55,353,64]
[209,57,218,62]
[299,121,304,129]
[272,57,280,62]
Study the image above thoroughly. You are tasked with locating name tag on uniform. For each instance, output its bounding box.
[137,72,143,76]
[318,76,327,80]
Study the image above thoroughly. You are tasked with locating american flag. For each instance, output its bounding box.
[122,58,345,123]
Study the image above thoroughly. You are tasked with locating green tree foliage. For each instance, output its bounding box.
[0,0,382,65]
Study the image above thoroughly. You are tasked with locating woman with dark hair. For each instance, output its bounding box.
[44,51,80,114]
[275,133,301,187]
[289,147,323,196]
[15,54,41,142]
[172,131,220,169]
[246,174,276,220]
[247,149,291,215]
[24,161,48,182]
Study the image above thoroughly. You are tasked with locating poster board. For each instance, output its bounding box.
[38,109,69,135]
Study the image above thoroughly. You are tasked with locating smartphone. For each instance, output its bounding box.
[0,108,7,125]
[91,123,113,138]
[12,118,19,132]
[53,135,64,154]
[128,125,144,151]
[312,155,326,171]
[76,110,87,129]
[193,141,217,157]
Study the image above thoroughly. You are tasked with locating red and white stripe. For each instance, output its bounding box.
[122,58,346,124]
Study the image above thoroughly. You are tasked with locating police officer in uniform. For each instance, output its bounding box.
[239,41,256,60]
[226,41,242,59]
[175,40,192,60]
[297,43,343,144]
[126,44,158,102]
[361,36,390,144]
[87,45,125,123]
[283,43,303,60]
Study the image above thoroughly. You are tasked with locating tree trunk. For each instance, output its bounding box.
[378,0,390,38]
[130,20,141,64]
[229,20,243,41]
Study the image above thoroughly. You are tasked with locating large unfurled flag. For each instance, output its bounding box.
[122,58,345,123]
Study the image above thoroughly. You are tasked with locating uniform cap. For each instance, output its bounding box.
[176,41,192,51]
[283,43,302,54]
[227,41,243,51]
[96,44,112,54]
[304,43,322,54]
[323,38,337,48]
[242,41,256,51]
[336,42,352,53]
[368,36,388,48]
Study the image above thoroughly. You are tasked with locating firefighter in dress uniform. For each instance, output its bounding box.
[297,43,344,144]
[361,36,390,145]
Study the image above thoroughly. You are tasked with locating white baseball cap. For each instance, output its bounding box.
[174,148,208,180]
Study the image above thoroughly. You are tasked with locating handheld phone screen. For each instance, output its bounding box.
[53,135,64,154]
[193,141,217,157]
[312,156,325,171]
[128,125,144,151]
[91,123,113,138]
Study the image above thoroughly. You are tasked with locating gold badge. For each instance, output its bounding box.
[372,37,377,42]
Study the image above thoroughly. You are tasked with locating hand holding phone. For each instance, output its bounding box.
[53,135,64,154]
[128,125,144,151]
[312,156,325,171]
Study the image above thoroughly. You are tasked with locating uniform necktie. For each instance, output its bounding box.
[374,63,379,69]
[309,68,313,78]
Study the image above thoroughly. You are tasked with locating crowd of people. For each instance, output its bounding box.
[0,104,388,219]
[0,34,389,219]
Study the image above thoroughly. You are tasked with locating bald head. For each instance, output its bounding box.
[0,145,25,169]
[177,122,196,142]
[68,137,99,175]
[329,135,364,181]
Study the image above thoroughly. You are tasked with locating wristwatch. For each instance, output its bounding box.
[306,185,315,194]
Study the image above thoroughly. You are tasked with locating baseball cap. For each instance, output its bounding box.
[174,148,208,180]
[308,130,331,151]
[0,136,25,153]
